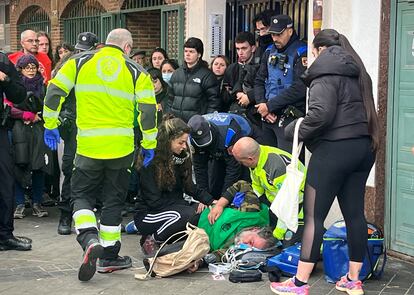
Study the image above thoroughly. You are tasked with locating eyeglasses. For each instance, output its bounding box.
[22,66,37,71]
[24,39,39,44]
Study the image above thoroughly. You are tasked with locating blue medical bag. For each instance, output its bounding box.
[266,243,301,277]
[322,221,386,283]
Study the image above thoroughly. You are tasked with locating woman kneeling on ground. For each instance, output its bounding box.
[134,114,215,256]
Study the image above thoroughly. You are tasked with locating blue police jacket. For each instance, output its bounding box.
[265,39,307,100]
[202,112,252,149]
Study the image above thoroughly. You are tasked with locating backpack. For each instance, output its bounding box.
[322,221,386,283]
[135,223,210,279]
[198,203,270,251]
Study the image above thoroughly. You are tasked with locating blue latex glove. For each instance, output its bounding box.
[44,128,60,151]
[232,192,246,208]
[141,148,155,167]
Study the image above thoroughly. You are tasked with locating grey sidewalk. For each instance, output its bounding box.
[0,207,413,295]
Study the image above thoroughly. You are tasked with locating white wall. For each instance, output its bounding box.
[186,0,226,62]
[308,0,381,187]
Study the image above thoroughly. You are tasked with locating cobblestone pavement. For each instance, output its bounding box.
[1,207,413,295]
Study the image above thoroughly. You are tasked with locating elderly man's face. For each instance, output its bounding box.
[237,230,268,249]
[21,31,39,54]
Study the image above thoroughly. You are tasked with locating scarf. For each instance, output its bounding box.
[20,73,44,100]
[172,150,190,165]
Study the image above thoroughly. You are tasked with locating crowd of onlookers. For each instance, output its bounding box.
[1,7,380,293]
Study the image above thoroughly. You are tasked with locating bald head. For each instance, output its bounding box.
[106,29,133,55]
[20,30,38,54]
[232,137,260,168]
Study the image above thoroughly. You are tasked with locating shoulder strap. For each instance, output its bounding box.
[135,224,196,280]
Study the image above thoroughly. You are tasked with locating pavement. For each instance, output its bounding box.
[1,207,414,295]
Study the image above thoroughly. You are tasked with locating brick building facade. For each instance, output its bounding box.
[10,0,185,60]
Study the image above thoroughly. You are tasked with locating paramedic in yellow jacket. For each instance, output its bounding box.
[231,137,305,248]
[42,29,158,282]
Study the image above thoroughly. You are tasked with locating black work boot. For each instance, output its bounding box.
[0,236,32,251]
[58,213,72,235]
[78,239,104,282]
[97,255,132,273]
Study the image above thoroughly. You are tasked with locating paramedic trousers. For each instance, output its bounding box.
[58,127,76,216]
[71,153,133,259]
[299,137,375,263]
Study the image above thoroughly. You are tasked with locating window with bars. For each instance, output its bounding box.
[0,3,10,51]
[17,5,50,35]
[62,0,106,45]
[161,6,184,61]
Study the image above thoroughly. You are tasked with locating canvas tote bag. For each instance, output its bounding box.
[270,118,304,233]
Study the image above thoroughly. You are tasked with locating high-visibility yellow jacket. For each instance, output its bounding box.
[43,45,157,159]
[250,145,306,240]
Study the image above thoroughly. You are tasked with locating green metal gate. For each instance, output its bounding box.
[62,0,106,45]
[386,0,414,257]
[18,5,50,34]
[100,13,126,41]
[121,0,184,62]
[161,5,184,61]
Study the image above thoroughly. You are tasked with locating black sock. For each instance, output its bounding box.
[294,276,307,286]
[347,275,355,282]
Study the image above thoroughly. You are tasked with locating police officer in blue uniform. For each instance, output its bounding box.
[254,15,307,152]
[188,113,253,199]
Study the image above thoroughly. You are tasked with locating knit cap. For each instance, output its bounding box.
[16,54,39,69]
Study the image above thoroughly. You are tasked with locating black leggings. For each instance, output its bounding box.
[134,203,199,242]
[300,137,375,263]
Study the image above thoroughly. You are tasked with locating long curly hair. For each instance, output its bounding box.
[137,114,193,191]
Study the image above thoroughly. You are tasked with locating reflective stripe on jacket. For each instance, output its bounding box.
[43,45,157,159]
[250,145,306,238]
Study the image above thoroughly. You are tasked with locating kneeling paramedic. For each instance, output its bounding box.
[231,137,305,248]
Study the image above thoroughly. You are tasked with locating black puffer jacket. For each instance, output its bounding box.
[285,45,369,151]
[135,151,214,214]
[170,61,220,122]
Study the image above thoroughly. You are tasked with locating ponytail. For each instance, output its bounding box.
[337,34,380,151]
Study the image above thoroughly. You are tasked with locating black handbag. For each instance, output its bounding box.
[228,269,262,283]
